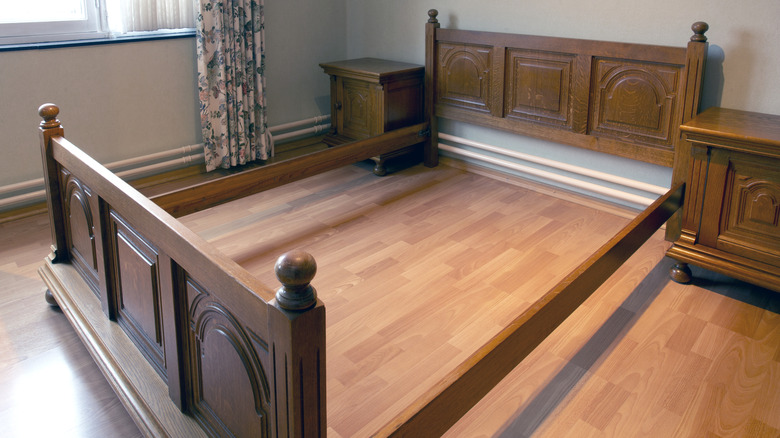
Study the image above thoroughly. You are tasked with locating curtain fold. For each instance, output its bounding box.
[118,0,195,32]
[196,0,272,172]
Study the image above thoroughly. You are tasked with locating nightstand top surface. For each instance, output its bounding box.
[319,58,423,80]
[681,107,780,148]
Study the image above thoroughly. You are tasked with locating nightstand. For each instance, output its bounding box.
[319,58,424,175]
[667,107,780,292]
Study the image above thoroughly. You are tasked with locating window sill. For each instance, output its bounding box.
[0,30,195,53]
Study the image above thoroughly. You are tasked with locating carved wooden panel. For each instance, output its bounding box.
[437,42,495,114]
[589,58,682,149]
[341,77,374,139]
[109,211,167,380]
[504,49,575,128]
[61,169,99,295]
[186,276,271,437]
[718,156,780,266]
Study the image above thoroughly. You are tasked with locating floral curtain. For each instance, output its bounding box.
[196,0,273,172]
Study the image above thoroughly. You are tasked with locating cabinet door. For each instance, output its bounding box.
[700,148,780,266]
[339,77,379,140]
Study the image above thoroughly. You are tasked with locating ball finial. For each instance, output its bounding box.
[38,103,61,129]
[428,9,439,24]
[690,21,709,42]
[275,250,317,311]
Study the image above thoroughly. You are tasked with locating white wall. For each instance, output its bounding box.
[0,0,347,189]
[345,0,780,207]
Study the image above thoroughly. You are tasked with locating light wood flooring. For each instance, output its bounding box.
[1,159,778,437]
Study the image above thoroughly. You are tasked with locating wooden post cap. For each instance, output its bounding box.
[275,250,318,311]
[428,9,438,23]
[38,103,61,129]
[690,22,708,42]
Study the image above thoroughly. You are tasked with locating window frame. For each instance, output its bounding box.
[0,0,109,45]
[0,0,196,47]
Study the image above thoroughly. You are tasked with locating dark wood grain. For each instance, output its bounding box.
[668,108,780,292]
[39,108,327,436]
[427,20,708,166]
[320,58,425,175]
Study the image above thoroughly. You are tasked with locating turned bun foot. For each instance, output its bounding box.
[670,262,692,284]
[44,289,59,306]
[373,161,387,176]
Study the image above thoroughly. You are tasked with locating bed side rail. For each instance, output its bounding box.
[38,104,325,437]
[152,122,430,217]
[373,181,684,437]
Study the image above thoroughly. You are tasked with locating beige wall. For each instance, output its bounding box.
[2,0,777,203]
[0,0,346,188]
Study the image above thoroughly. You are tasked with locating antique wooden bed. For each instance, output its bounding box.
[37,9,708,437]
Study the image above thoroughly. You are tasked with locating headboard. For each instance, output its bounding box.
[423,9,709,169]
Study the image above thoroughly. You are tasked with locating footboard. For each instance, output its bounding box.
[37,104,325,437]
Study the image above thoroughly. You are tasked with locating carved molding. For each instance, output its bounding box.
[438,42,493,113]
[590,58,681,148]
[187,277,271,437]
[61,169,99,295]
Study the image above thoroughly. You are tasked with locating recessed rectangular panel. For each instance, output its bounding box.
[505,49,575,128]
[341,78,373,139]
[110,211,166,380]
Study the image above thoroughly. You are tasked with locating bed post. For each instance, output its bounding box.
[269,250,326,437]
[423,9,440,168]
[38,104,68,305]
[667,21,709,241]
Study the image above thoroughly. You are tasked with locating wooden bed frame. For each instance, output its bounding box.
[37,9,707,437]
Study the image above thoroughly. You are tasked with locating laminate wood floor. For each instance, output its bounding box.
[0,213,141,437]
[180,161,780,437]
[1,160,777,437]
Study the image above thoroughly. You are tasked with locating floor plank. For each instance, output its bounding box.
[0,214,141,437]
[1,160,778,437]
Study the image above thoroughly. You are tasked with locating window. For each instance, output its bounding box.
[0,0,104,44]
[106,0,194,35]
[0,0,194,45]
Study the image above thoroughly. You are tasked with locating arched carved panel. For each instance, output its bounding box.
[504,48,575,128]
[61,169,99,295]
[720,160,780,264]
[437,42,494,113]
[590,58,682,149]
[186,277,271,437]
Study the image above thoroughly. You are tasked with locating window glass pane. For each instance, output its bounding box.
[0,0,88,24]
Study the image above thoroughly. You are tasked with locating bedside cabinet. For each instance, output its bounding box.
[320,58,424,175]
[667,107,780,292]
